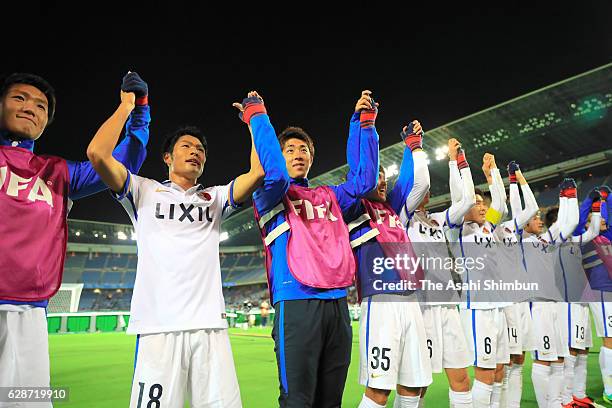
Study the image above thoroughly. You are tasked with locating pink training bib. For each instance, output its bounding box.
[0,146,69,301]
[254,184,355,289]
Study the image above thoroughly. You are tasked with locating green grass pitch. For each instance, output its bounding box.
[49,324,607,407]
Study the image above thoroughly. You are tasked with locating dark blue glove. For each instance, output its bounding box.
[559,178,577,198]
[507,161,520,184]
[400,121,423,151]
[121,71,148,105]
[599,185,611,201]
[238,96,267,124]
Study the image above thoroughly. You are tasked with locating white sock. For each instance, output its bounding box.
[603,346,612,395]
[506,364,523,408]
[548,363,564,408]
[359,394,386,408]
[599,346,612,395]
[449,390,473,408]
[531,363,551,408]
[490,382,502,408]
[393,394,420,408]
[562,355,576,404]
[472,380,493,408]
[499,366,510,408]
[573,354,588,399]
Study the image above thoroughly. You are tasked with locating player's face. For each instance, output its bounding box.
[0,84,49,140]
[366,170,387,202]
[164,135,206,179]
[525,212,543,234]
[283,138,312,179]
[465,194,486,225]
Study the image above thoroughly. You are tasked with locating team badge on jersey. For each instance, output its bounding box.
[198,191,212,201]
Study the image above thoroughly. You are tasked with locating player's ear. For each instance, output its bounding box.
[163,152,172,167]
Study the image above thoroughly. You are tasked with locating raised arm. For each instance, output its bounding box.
[446,140,476,226]
[69,72,150,199]
[507,161,538,229]
[390,120,428,215]
[245,95,291,215]
[549,178,579,241]
[334,92,379,213]
[86,89,136,193]
[483,153,505,226]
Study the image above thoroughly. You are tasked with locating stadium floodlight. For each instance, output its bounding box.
[220,231,229,242]
[384,163,399,180]
[75,231,81,237]
[130,231,137,241]
[94,233,99,238]
[435,145,449,161]
[117,231,128,240]
[102,234,107,239]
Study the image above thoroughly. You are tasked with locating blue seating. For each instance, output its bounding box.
[101,272,123,289]
[84,254,107,269]
[123,271,137,289]
[81,271,102,289]
[107,254,128,269]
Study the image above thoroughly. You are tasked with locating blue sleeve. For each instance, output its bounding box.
[574,196,593,236]
[387,146,415,215]
[334,122,379,215]
[346,112,361,171]
[251,114,290,215]
[602,201,612,241]
[67,105,150,200]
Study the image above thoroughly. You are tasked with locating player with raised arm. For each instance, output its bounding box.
[582,186,612,404]
[519,178,579,408]
[248,90,378,407]
[346,116,432,408]
[558,187,606,407]
[453,153,510,408]
[491,161,538,408]
[0,72,149,403]
[402,138,476,408]
[87,90,265,407]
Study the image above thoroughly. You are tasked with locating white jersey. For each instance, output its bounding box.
[520,232,563,301]
[494,220,531,303]
[407,210,461,304]
[456,221,501,309]
[118,173,235,335]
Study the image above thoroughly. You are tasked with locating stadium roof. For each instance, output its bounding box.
[220,62,612,246]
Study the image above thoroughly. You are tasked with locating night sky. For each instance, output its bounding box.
[4,4,611,224]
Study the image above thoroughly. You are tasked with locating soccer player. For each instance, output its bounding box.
[583,186,612,403]
[454,153,510,408]
[346,116,433,408]
[404,138,476,408]
[519,178,579,408]
[0,72,149,405]
[87,91,265,407]
[491,161,538,408]
[249,90,378,407]
[559,186,610,406]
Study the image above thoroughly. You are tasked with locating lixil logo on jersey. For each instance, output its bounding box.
[154,203,213,223]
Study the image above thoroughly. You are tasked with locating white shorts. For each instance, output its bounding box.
[503,304,523,355]
[461,308,510,369]
[0,307,52,408]
[566,303,592,350]
[529,302,568,361]
[421,305,471,373]
[130,329,241,408]
[359,295,433,389]
[590,300,612,338]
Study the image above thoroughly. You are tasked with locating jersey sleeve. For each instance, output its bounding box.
[115,172,147,226]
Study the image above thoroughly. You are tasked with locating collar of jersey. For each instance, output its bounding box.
[290,177,309,187]
[0,131,35,152]
[161,179,204,193]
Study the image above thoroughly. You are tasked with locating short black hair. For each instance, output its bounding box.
[161,126,208,160]
[0,73,56,124]
[545,206,559,228]
[278,126,315,158]
[474,188,484,197]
